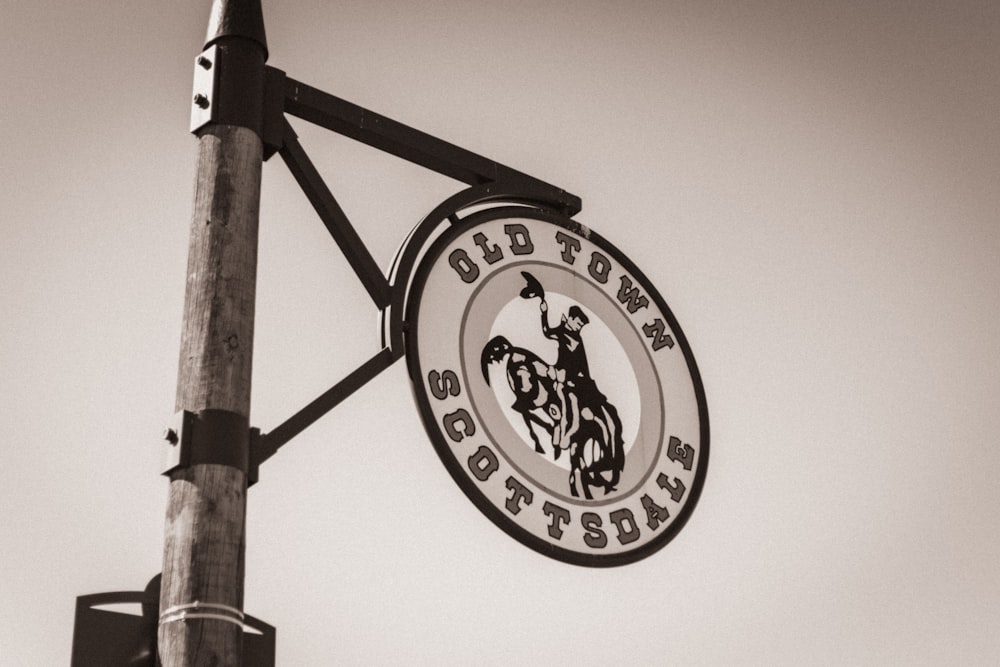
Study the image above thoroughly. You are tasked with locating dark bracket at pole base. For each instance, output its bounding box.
[72,574,275,667]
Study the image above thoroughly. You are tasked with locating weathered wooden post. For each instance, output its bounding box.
[158,0,267,664]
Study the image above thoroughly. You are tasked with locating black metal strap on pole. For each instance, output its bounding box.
[163,410,250,476]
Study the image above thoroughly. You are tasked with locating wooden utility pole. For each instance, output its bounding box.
[159,1,268,664]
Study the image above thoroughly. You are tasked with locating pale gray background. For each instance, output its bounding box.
[2,1,998,664]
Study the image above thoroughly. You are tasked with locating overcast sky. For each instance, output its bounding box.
[2,1,999,664]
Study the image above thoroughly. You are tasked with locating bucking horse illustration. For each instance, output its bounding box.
[481,272,625,499]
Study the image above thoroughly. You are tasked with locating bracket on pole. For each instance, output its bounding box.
[189,49,284,159]
[161,410,250,477]
[190,46,219,133]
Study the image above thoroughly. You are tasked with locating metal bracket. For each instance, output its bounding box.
[161,410,193,475]
[161,409,250,478]
[191,44,276,147]
[157,350,397,487]
[261,66,285,160]
[190,45,219,133]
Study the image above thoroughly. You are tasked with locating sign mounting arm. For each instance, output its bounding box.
[280,73,582,216]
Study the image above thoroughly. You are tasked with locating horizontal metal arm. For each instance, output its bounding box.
[281,74,582,216]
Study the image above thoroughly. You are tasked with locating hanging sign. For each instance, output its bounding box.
[404,206,708,566]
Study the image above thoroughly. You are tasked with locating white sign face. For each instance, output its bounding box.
[405,207,708,566]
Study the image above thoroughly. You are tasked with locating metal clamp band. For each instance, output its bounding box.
[159,601,246,628]
[161,409,250,477]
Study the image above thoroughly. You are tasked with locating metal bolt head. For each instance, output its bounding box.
[197,55,212,70]
[193,93,210,109]
[163,428,179,445]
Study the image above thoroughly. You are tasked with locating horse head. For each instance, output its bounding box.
[481,335,512,384]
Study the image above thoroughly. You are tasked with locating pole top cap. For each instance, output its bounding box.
[205,0,268,59]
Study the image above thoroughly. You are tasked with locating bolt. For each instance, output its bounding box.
[197,55,212,70]
[163,428,178,445]
[193,93,210,109]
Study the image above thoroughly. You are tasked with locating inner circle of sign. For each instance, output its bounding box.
[458,260,666,506]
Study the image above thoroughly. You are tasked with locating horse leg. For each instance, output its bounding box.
[587,405,622,494]
[581,406,610,451]
[606,406,624,492]
[581,468,593,500]
[526,411,558,457]
[529,426,544,454]
[563,392,582,448]
[553,378,572,451]
[522,412,545,454]
[574,444,594,501]
[569,470,593,500]
[566,443,581,497]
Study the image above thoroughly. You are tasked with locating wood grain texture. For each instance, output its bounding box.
[160,124,261,666]
[160,464,248,664]
[175,125,262,415]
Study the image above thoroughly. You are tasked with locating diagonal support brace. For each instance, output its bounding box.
[251,347,400,470]
[278,119,392,308]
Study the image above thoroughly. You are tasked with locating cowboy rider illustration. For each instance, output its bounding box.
[480,271,626,496]
[539,299,586,449]
[520,272,614,454]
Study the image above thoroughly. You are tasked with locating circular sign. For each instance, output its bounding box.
[404,206,708,566]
